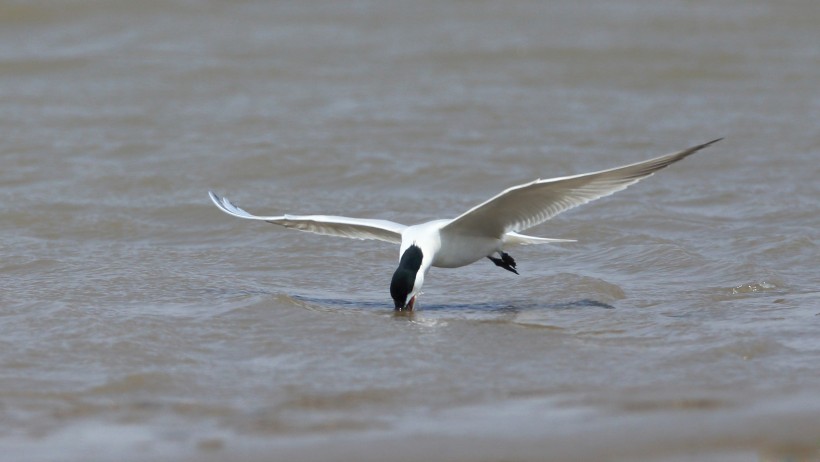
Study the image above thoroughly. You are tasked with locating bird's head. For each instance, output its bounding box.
[390,244,424,310]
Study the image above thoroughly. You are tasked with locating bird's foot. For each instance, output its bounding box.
[488,252,518,275]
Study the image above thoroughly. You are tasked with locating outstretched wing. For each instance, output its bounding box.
[208,191,406,244]
[442,138,721,239]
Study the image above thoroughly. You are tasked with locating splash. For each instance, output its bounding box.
[731,281,778,295]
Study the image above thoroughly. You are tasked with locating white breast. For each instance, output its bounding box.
[400,219,500,269]
[433,233,501,268]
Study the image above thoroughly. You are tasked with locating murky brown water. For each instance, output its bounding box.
[2,1,819,460]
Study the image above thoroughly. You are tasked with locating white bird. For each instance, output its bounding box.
[209,138,721,310]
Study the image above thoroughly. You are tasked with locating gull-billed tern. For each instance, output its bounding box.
[209,138,721,310]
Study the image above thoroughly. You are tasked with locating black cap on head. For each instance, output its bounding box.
[390,245,423,309]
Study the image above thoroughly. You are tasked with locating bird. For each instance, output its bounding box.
[209,138,721,310]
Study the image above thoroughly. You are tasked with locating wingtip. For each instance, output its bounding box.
[677,137,723,160]
[700,137,724,149]
[208,190,229,210]
[208,191,257,219]
[208,190,235,214]
[208,190,220,203]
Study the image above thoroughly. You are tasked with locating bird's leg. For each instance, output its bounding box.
[487,251,518,275]
[500,251,516,268]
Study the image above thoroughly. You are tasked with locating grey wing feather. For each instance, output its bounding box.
[442,138,722,238]
[208,191,406,244]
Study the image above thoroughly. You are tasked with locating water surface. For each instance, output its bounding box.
[2,1,819,460]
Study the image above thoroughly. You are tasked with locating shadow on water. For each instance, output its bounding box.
[418,299,614,312]
[290,295,614,318]
[201,286,615,321]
